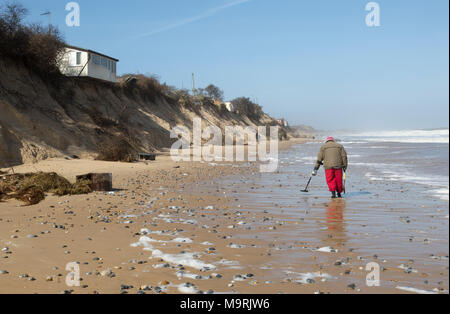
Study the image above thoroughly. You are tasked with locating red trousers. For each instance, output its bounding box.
[325,169,344,193]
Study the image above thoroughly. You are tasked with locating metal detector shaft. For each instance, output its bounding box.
[301,176,313,192]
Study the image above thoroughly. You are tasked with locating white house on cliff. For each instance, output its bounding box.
[58,45,119,83]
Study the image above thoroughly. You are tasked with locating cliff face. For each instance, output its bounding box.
[0,58,280,167]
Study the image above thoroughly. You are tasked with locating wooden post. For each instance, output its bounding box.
[76,173,112,191]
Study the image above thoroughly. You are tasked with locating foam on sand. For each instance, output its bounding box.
[178,283,200,294]
[154,250,215,271]
[315,246,338,253]
[132,236,193,244]
[139,228,176,236]
[215,259,242,269]
[396,286,439,294]
[131,236,215,270]
[131,236,154,251]
[228,243,246,249]
[285,271,335,284]
[176,271,203,280]
[172,238,194,243]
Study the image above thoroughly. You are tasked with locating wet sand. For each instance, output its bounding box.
[0,139,448,294]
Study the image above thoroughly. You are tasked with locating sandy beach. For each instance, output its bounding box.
[0,138,448,295]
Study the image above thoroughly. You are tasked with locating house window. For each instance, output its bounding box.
[92,54,100,65]
[69,51,77,66]
[86,53,116,73]
[76,52,82,65]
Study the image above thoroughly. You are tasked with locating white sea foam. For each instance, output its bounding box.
[396,286,439,294]
[338,141,369,144]
[178,283,200,294]
[365,172,384,181]
[350,129,449,144]
[172,238,194,243]
[381,171,449,201]
[131,237,154,251]
[431,188,449,201]
[364,169,449,202]
[176,271,203,280]
[131,236,215,270]
[135,236,193,244]
[285,271,335,284]
[215,259,241,269]
[151,249,216,271]
[140,228,174,236]
[315,246,338,253]
[120,214,139,219]
[228,243,246,249]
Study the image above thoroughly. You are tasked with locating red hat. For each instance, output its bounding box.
[326,136,335,142]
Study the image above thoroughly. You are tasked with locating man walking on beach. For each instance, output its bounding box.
[312,137,348,199]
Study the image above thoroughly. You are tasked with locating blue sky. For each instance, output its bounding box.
[16,0,449,130]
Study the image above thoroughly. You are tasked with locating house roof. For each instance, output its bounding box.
[65,45,119,62]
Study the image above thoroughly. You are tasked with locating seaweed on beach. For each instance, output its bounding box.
[0,172,92,205]
[15,185,45,206]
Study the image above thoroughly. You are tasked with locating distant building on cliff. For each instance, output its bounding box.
[277,119,289,128]
[214,100,236,113]
[58,45,119,83]
[223,101,236,113]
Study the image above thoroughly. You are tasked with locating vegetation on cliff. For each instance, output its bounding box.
[0,1,291,167]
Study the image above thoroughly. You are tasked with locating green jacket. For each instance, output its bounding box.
[315,141,348,170]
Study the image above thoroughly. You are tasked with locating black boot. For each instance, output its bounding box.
[331,191,337,199]
[337,192,342,198]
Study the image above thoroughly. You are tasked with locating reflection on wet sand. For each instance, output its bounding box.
[326,199,346,232]
[321,199,348,248]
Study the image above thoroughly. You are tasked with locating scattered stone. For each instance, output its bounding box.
[100,269,115,278]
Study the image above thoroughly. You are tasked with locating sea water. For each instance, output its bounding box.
[219,128,449,259]
[181,129,449,292]
[337,129,449,201]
